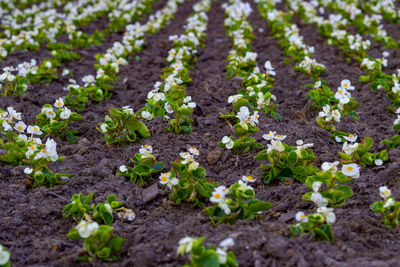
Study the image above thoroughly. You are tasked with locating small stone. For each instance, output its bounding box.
[142,183,159,204]
[207,147,223,165]
[278,211,296,223]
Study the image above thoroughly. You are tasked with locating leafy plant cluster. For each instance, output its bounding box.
[0,107,69,187]
[117,145,165,186]
[139,0,212,134]
[63,193,134,262]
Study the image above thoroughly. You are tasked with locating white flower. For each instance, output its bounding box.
[263,131,276,140]
[14,121,27,132]
[274,133,286,141]
[139,144,153,156]
[342,141,358,155]
[0,245,10,266]
[159,172,171,185]
[295,211,308,222]
[312,181,322,192]
[219,202,231,215]
[317,207,336,224]
[76,220,99,238]
[164,102,174,113]
[332,109,341,122]
[228,94,243,103]
[264,60,276,76]
[54,98,64,108]
[267,140,285,152]
[210,189,225,203]
[27,125,42,136]
[43,107,56,119]
[342,164,360,178]
[334,87,350,104]
[340,79,355,90]
[82,75,95,84]
[100,123,108,133]
[177,237,194,255]
[119,165,128,172]
[242,175,256,183]
[188,146,199,156]
[335,136,342,143]
[375,159,383,166]
[141,111,153,120]
[222,136,234,149]
[321,161,339,172]
[24,167,33,174]
[216,248,227,264]
[236,106,250,123]
[379,186,391,199]
[122,106,134,115]
[60,108,71,120]
[384,198,395,208]
[219,238,235,250]
[117,208,136,221]
[343,134,357,143]
[311,192,328,208]
[2,121,11,131]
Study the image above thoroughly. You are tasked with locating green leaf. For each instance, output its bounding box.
[151,162,165,172]
[287,151,298,165]
[248,200,273,212]
[133,164,152,176]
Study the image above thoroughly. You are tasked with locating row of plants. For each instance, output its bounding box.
[318,0,399,49]
[256,0,361,143]
[0,0,112,59]
[0,0,156,96]
[219,0,278,155]
[286,0,400,146]
[0,106,69,187]
[138,0,213,134]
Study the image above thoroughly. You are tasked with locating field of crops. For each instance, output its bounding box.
[1,0,400,266]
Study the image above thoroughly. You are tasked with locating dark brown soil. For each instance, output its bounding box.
[1,0,400,266]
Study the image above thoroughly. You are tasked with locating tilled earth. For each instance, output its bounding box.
[1,0,400,266]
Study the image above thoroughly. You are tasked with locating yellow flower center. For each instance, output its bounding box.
[17,125,23,130]
[247,176,254,180]
[338,89,342,94]
[30,145,35,150]
[300,214,306,219]
[56,102,61,107]
[214,193,221,199]
[346,166,354,171]
[161,176,168,182]
[344,83,348,87]
[349,134,353,138]
[384,190,389,194]
[33,126,38,131]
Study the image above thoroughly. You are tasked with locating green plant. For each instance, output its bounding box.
[116,145,165,186]
[371,186,400,229]
[339,137,388,167]
[98,106,150,146]
[67,218,125,262]
[204,176,273,225]
[62,193,124,225]
[290,207,335,243]
[177,237,238,267]
[381,135,400,149]
[219,106,263,154]
[302,162,358,207]
[159,147,217,207]
[255,138,318,183]
[35,100,83,142]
